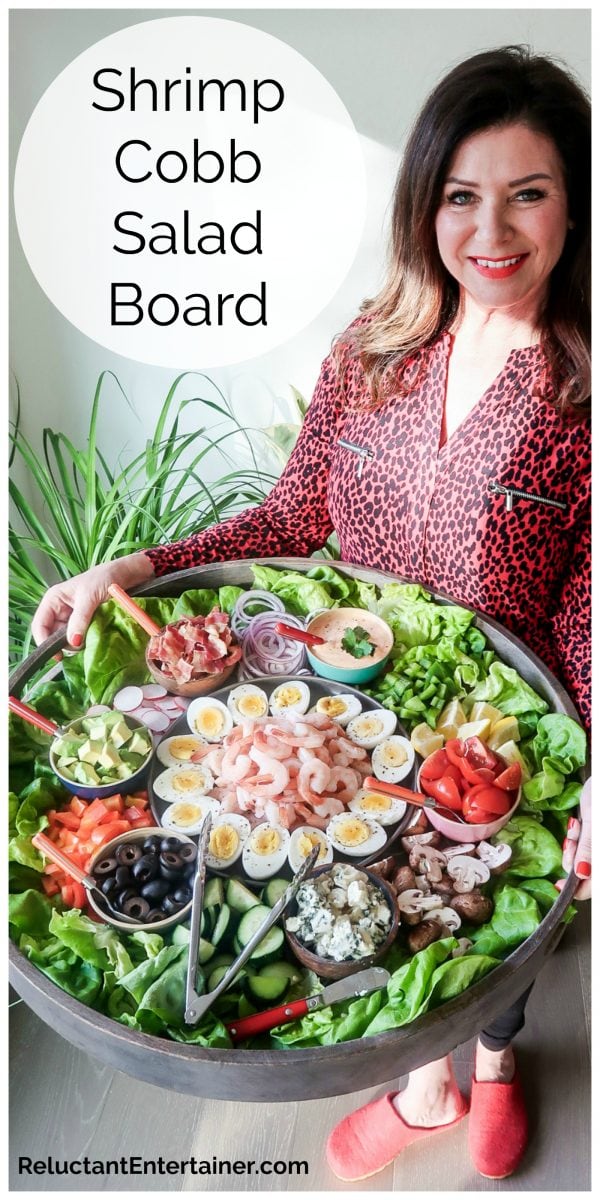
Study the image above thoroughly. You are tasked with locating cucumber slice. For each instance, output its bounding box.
[198,938,216,964]
[203,877,224,909]
[209,953,235,971]
[211,904,233,947]
[226,878,261,913]
[262,878,289,907]
[246,968,289,1002]
[256,960,302,986]
[171,924,190,946]
[208,964,237,992]
[238,994,257,1018]
[237,905,272,947]
[248,926,284,964]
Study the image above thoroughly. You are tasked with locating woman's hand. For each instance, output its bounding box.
[555,776,591,901]
[30,553,155,649]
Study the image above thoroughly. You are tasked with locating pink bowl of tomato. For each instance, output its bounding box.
[417,736,521,842]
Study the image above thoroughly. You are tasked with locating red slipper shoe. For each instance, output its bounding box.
[326,1092,469,1182]
[468,1072,528,1179]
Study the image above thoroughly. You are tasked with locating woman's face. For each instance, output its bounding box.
[435,123,569,320]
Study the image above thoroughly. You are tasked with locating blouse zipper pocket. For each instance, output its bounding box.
[488,480,568,513]
[337,438,375,480]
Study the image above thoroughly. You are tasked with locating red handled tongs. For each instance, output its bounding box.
[184,822,321,1026]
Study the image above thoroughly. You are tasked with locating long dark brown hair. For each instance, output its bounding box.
[343,46,590,416]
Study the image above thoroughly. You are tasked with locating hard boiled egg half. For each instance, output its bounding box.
[227,684,269,724]
[313,694,362,726]
[345,709,397,748]
[161,796,221,835]
[371,736,415,784]
[326,813,387,858]
[206,814,251,869]
[153,763,214,803]
[349,787,407,826]
[156,734,208,768]
[187,697,233,741]
[242,822,290,880]
[270,680,311,718]
[288,826,333,874]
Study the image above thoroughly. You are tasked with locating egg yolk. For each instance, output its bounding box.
[195,708,225,737]
[169,802,203,826]
[275,686,302,707]
[237,694,267,717]
[168,738,200,761]
[250,829,281,856]
[360,793,392,813]
[172,770,206,792]
[382,744,408,766]
[298,831,327,861]
[355,717,383,737]
[317,697,347,718]
[210,825,239,859]
[336,818,369,846]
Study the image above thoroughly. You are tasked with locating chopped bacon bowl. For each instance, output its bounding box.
[147,608,242,686]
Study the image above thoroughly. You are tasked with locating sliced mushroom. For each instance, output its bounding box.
[369,856,399,881]
[402,811,429,837]
[408,844,447,883]
[430,871,456,900]
[414,874,430,893]
[451,937,474,958]
[392,865,417,895]
[417,893,444,912]
[428,905,462,933]
[396,888,428,926]
[407,920,443,953]
[446,854,491,893]
[476,841,513,874]
[443,842,476,860]
[401,831,442,853]
[451,891,494,925]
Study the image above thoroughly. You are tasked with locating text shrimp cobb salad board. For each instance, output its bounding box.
[9,565,585,1049]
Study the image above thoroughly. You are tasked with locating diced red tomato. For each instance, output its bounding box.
[462,736,502,773]
[52,810,81,830]
[424,775,464,811]
[123,806,143,821]
[128,816,155,829]
[420,749,450,782]
[41,877,61,896]
[494,763,522,791]
[103,795,125,814]
[69,797,87,818]
[89,819,130,846]
[462,784,512,817]
[462,798,495,824]
[70,881,87,910]
[61,883,74,906]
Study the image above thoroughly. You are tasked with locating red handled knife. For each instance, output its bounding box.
[226,965,390,1042]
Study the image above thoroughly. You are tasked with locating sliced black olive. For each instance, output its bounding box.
[143,836,162,854]
[122,896,150,920]
[172,886,192,905]
[146,908,165,923]
[115,843,143,866]
[161,895,187,916]
[100,875,118,896]
[131,854,158,884]
[160,836,183,853]
[159,851,183,877]
[116,887,138,910]
[115,865,131,888]
[140,878,170,901]
[93,856,117,878]
[178,843,197,864]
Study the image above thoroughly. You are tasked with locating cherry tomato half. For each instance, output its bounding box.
[420,749,450,782]
[494,763,522,791]
[462,798,495,824]
[424,775,463,812]
[463,784,512,816]
[462,736,502,773]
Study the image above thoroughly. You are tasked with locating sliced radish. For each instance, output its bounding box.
[113,686,144,712]
[141,683,168,699]
[154,697,182,714]
[140,710,171,733]
[133,706,163,726]
[86,704,111,716]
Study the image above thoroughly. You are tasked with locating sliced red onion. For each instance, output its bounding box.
[141,683,168,699]
[113,685,144,712]
[241,611,306,677]
[231,590,285,636]
[85,704,111,716]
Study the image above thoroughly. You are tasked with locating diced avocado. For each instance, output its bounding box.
[116,763,134,781]
[97,741,121,770]
[86,721,110,743]
[101,710,126,728]
[73,761,101,785]
[109,720,133,748]
[53,736,83,758]
[128,731,151,756]
[78,738,104,764]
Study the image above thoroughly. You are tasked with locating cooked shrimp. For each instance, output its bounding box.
[327,766,362,802]
[245,757,290,798]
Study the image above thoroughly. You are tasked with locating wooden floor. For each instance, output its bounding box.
[10,905,590,1192]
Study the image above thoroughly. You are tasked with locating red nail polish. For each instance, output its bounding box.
[71,633,83,648]
[577,861,591,878]
[568,816,578,831]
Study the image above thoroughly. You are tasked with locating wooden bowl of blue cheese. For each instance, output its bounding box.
[284,862,399,980]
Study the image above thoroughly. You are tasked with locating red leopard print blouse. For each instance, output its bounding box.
[146,331,591,728]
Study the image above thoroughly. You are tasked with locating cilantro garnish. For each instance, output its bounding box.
[341,625,376,659]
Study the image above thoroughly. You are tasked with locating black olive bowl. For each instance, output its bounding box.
[88,827,196,932]
[284,863,400,981]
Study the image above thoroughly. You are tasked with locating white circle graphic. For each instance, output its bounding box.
[14,17,366,368]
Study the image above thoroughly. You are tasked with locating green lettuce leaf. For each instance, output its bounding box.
[529,714,587,775]
[468,662,549,718]
[494,815,563,878]
[470,883,542,955]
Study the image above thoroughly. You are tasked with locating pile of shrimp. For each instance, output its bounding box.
[191,712,371,830]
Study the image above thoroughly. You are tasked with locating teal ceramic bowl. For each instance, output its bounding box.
[305,607,394,686]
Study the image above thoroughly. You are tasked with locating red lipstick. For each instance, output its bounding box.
[469,254,529,279]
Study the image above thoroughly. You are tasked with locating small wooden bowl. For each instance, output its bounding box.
[144,648,239,698]
[284,865,399,980]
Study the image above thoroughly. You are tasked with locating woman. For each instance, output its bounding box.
[32,46,591,1180]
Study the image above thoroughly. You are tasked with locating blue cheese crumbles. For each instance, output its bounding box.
[286,863,392,962]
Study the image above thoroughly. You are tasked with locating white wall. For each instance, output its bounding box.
[9,8,590,484]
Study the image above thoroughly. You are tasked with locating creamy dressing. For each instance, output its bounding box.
[308,608,393,669]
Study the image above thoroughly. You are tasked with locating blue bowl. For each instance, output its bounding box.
[49,715,154,800]
[305,607,394,686]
